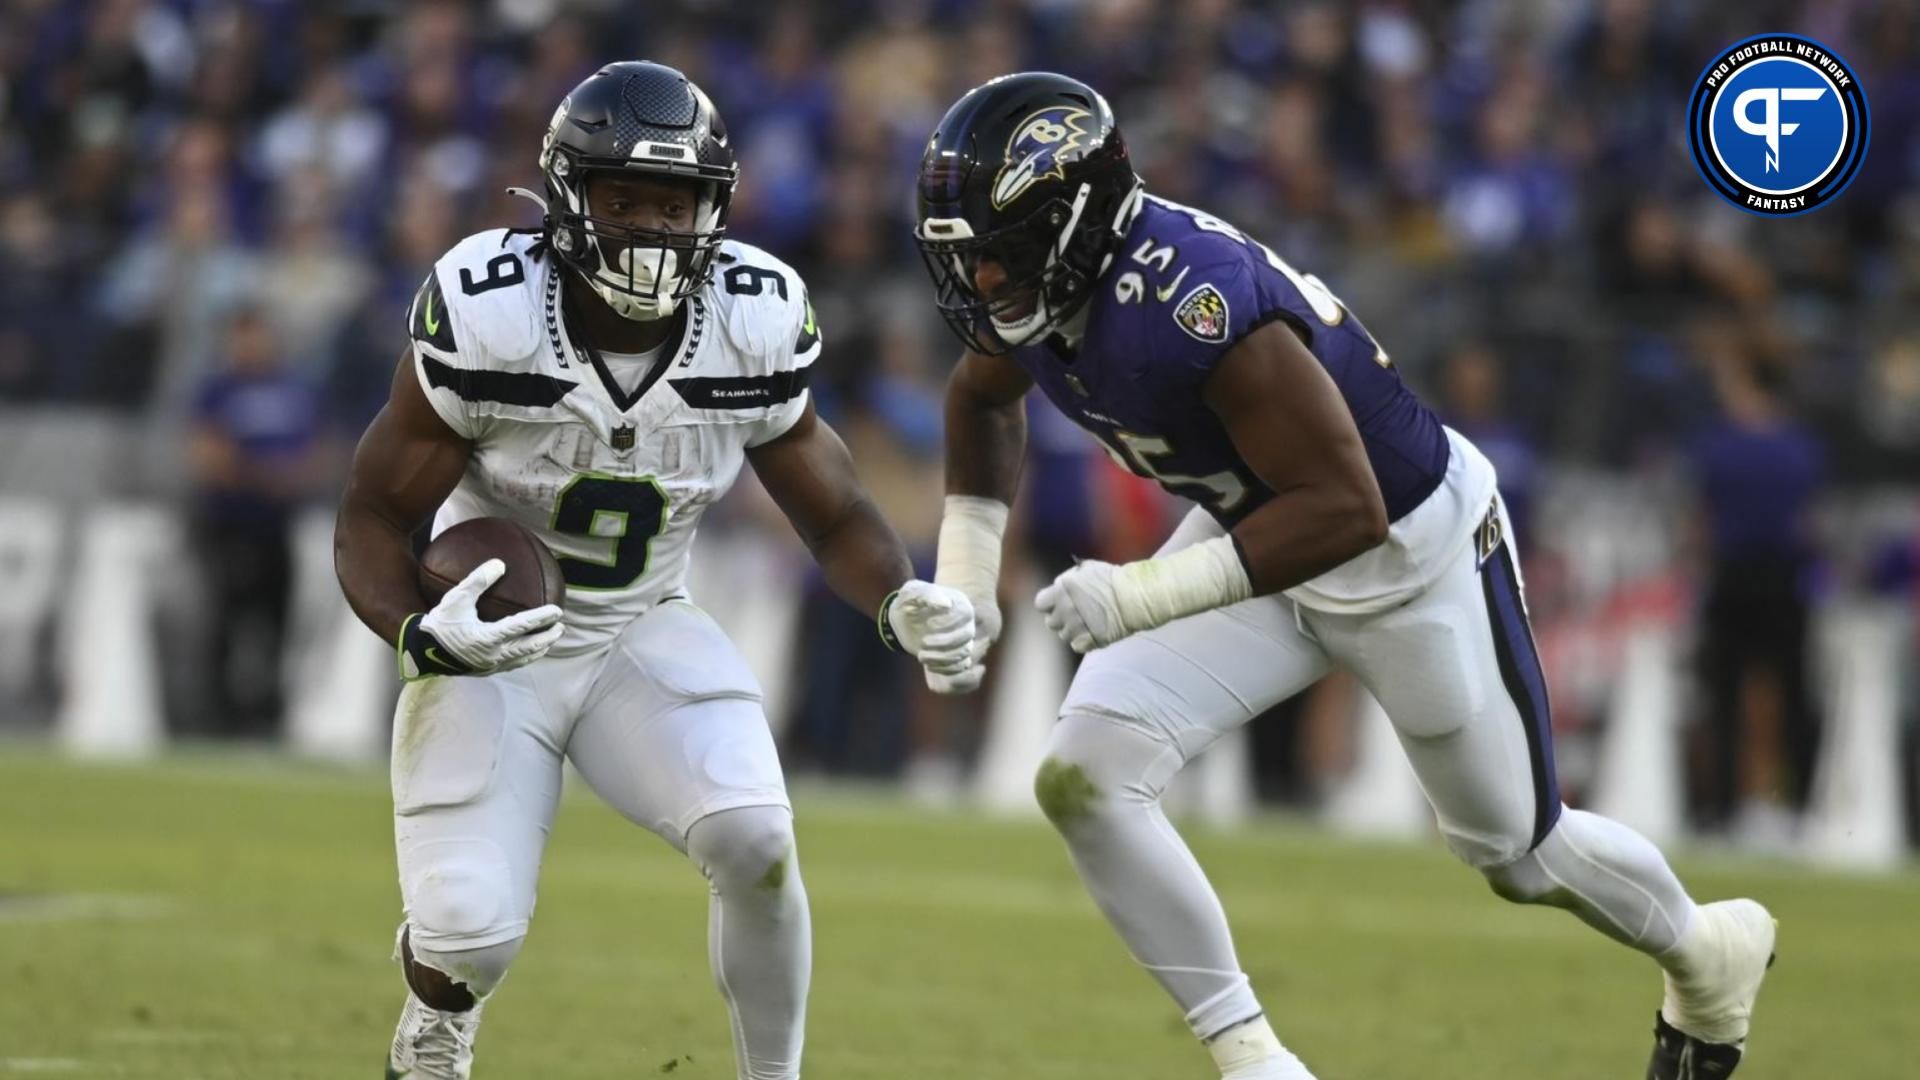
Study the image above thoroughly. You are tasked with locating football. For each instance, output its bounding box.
[418,517,566,623]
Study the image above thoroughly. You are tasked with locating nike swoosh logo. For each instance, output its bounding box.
[424,646,457,670]
[423,290,441,336]
[1155,266,1190,302]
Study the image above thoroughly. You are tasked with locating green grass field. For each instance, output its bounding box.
[1,752,1913,1079]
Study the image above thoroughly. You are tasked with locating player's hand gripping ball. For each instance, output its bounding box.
[404,518,566,679]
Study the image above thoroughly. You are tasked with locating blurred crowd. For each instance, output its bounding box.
[2,0,1917,847]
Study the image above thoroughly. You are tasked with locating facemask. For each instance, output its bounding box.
[589,244,681,322]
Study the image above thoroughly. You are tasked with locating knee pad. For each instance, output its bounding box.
[1036,712,1183,827]
[404,838,519,946]
[687,805,797,894]
[407,931,523,1006]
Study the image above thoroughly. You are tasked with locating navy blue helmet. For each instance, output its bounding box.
[536,61,737,319]
[915,72,1141,353]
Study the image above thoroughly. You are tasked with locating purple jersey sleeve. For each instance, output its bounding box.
[1016,196,1451,528]
[1126,229,1308,393]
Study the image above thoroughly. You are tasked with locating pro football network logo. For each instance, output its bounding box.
[1687,34,1869,216]
[991,106,1091,209]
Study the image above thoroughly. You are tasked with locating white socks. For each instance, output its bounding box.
[1209,1016,1317,1080]
[1656,898,1777,1044]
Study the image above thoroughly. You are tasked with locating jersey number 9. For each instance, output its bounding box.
[549,474,670,590]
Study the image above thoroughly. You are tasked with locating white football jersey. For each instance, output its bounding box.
[407,230,820,656]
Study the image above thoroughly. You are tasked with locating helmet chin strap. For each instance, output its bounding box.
[990,294,1051,345]
[1052,302,1090,346]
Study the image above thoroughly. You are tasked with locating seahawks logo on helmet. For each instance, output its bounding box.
[991,106,1092,209]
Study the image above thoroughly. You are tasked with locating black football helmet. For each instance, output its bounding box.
[915,72,1142,354]
[534,61,737,320]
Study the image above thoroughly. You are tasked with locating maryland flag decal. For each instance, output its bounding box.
[1172,283,1230,344]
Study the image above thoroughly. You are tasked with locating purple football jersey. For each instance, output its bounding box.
[1011,195,1449,528]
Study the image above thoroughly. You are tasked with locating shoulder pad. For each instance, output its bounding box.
[1122,197,1308,355]
[423,230,546,366]
[1102,255,1262,387]
[710,241,813,365]
[1137,197,1262,277]
[408,271,456,354]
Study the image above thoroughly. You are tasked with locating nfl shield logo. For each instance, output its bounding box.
[611,424,636,450]
[1066,372,1089,396]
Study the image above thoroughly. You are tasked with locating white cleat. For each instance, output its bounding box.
[386,992,483,1080]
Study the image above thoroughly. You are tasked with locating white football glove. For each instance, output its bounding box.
[400,559,564,680]
[1036,538,1255,655]
[1035,559,1128,655]
[884,580,977,677]
[924,594,999,694]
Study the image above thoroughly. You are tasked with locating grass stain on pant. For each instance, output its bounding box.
[1034,758,1100,826]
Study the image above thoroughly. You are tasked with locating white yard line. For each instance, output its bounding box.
[98,1029,223,1045]
[0,894,173,925]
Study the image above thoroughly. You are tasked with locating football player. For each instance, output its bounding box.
[913,72,1774,1080]
[335,62,974,1079]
